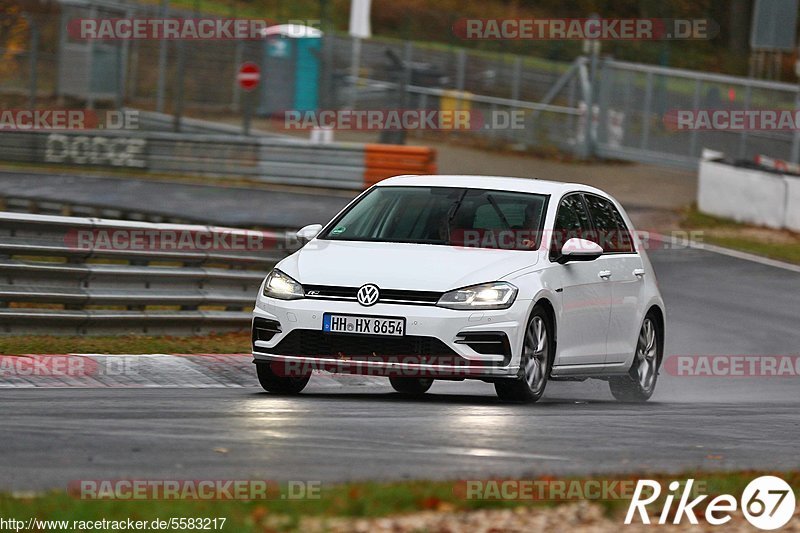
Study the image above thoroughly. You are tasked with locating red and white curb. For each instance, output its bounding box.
[0,354,385,388]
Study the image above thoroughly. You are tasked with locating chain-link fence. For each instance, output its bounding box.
[3,0,800,168]
[595,59,800,168]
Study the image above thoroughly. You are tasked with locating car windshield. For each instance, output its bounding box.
[319,186,548,250]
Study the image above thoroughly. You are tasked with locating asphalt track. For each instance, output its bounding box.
[1,245,799,491]
[0,170,352,228]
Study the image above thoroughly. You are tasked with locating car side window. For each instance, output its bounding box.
[550,194,591,261]
[583,194,635,253]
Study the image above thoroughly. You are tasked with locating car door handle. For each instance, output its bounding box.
[633,268,646,277]
[598,270,612,280]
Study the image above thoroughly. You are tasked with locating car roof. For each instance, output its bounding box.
[375,174,610,198]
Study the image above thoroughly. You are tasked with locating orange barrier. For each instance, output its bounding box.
[363,144,437,187]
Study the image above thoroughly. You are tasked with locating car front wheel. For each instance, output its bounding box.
[609,314,661,402]
[495,306,552,403]
[256,362,310,394]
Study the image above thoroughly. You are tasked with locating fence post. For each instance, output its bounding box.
[402,40,413,108]
[574,57,591,159]
[128,39,139,101]
[173,40,185,132]
[155,0,170,113]
[640,71,654,150]
[117,8,133,109]
[455,48,466,91]
[511,56,521,101]
[581,56,595,158]
[689,79,701,158]
[348,36,362,109]
[27,18,38,110]
[319,16,335,109]
[232,40,243,112]
[596,58,610,148]
[86,4,97,110]
[737,84,752,160]
[56,9,67,102]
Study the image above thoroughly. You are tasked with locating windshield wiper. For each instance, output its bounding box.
[445,189,469,242]
[486,194,512,229]
[447,190,469,224]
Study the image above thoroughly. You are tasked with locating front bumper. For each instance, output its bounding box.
[251,296,530,378]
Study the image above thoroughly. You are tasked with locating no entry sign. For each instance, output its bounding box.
[237,62,261,91]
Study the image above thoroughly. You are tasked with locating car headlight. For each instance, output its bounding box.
[436,282,518,310]
[262,269,304,300]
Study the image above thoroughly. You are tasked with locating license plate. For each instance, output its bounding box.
[322,313,405,336]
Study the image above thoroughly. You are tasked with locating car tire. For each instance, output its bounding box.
[495,306,552,403]
[609,313,661,402]
[256,362,310,394]
[389,376,434,395]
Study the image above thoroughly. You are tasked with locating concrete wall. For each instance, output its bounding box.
[698,160,798,231]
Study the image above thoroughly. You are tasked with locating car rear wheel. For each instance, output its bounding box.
[389,376,434,395]
[609,314,661,402]
[256,362,310,394]
[495,307,551,403]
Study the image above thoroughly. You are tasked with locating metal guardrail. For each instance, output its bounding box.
[0,127,439,189]
[0,212,298,335]
[134,110,294,137]
[0,129,368,189]
[0,194,202,225]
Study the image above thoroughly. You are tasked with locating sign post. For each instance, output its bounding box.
[348,0,372,109]
[237,62,261,135]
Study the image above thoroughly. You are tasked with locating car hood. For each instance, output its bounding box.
[277,240,539,291]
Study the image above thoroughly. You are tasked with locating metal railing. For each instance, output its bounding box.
[0,212,298,335]
[0,129,368,189]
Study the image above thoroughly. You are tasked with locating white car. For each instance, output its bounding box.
[252,175,665,403]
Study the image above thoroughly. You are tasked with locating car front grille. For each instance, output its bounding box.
[255,329,500,369]
[302,285,443,306]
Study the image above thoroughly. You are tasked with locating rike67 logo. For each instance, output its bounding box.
[626,476,796,530]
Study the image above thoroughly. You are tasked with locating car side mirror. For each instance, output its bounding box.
[296,223,323,243]
[557,238,603,264]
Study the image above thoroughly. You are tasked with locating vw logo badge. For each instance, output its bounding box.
[357,284,380,306]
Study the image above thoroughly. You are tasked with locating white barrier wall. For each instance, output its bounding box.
[698,160,799,230]
[784,178,800,232]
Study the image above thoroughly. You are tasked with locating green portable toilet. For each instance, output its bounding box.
[257,24,322,116]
